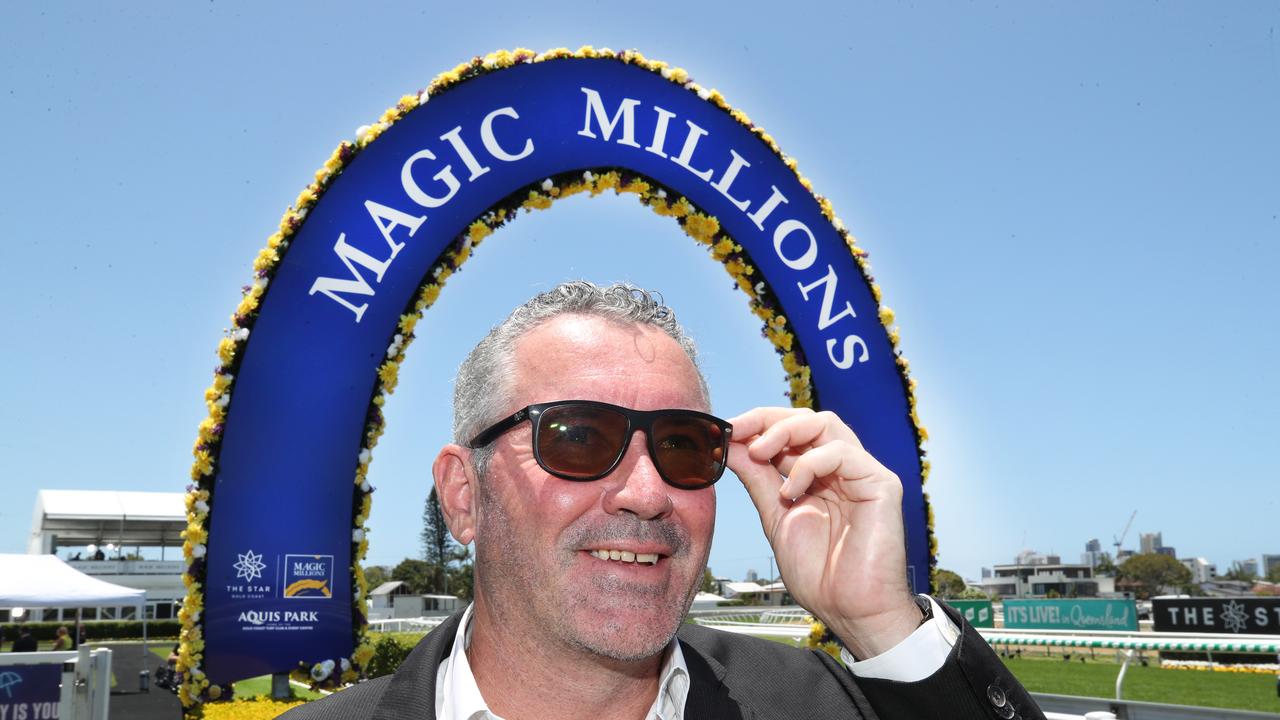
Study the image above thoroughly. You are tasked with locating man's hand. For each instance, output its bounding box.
[727,407,921,659]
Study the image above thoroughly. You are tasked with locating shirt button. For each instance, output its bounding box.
[986,684,1007,707]
[995,705,1015,719]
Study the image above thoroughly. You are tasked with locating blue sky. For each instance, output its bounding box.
[2,2,1277,582]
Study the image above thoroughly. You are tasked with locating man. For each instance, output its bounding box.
[286,281,1042,719]
[11,626,38,652]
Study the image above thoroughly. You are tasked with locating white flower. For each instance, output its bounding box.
[754,282,767,295]
[833,217,846,232]
[252,277,268,290]
[582,170,595,182]
[352,528,365,543]
[296,207,308,219]
[192,543,206,559]
[310,663,331,682]
[194,500,210,514]
[661,67,673,79]
[483,56,497,68]
[417,89,430,105]
[541,178,554,192]
[656,189,667,199]
[697,86,712,100]
[360,480,372,493]
[355,125,372,142]
[358,448,372,465]
[340,658,352,673]
[215,394,230,408]
[233,327,250,341]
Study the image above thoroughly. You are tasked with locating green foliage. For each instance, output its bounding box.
[1093,557,1117,577]
[701,568,716,594]
[421,488,457,593]
[1118,553,1193,600]
[1046,589,1062,599]
[447,555,474,601]
[364,564,390,589]
[1269,565,1280,583]
[366,635,413,679]
[1225,561,1258,583]
[956,586,991,600]
[391,558,434,594]
[2,619,180,642]
[932,568,967,598]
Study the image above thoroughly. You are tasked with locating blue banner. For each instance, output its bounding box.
[0,663,62,720]
[202,56,928,682]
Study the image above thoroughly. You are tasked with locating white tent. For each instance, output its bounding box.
[0,554,146,609]
[0,554,149,667]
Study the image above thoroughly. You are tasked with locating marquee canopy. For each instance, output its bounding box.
[0,554,146,609]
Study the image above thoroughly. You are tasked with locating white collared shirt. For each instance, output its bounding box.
[435,598,957,719]
[435,604,690,720]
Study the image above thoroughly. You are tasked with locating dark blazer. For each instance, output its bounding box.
[280,603,1043,719]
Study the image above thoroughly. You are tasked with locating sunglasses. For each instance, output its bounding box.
[467,400,732,489]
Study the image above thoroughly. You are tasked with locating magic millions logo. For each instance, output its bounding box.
[283,554,334,599]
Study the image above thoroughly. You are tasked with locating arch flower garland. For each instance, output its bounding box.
[178,46,932,714]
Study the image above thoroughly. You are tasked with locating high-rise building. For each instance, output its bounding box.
[1180,557,1217,584]
[1082,539,1105,568]
[1236,559,1259,577]
[1140,532,1163,555]
[1262,554,1280,579]
[1156,546,1177,558]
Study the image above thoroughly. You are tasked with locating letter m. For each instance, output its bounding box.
[577,87,641,148]
[308,233,393,323]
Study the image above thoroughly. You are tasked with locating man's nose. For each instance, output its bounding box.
[600,431,674,520]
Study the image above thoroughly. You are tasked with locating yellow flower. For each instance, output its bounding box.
[191,451,214,479]
[398,313,419,336]
[378,360,400,393]
[684,214,720,244]
[522,192,552,210]
[217,337,237,365]
[418,283,441,309]
[710,238,735,259]
[878,306,895,327]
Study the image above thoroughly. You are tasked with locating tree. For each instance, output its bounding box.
[363,564,390,589]
[1269,565,1280,584]
[701,568,716,594]
[421,488,457,594]
[391,558,433,594]
[932,568,967,598]
[1225,561,1258,583]
[956,586,991,600]
[1117,553,1192,599]
[447,555,475,601]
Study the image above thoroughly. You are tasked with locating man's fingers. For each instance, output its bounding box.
[726,443,790,534]
[782,443,889,500]
[733,408,862,463]
[728,407,810,443]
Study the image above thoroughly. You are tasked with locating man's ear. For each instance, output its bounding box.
[433,443,477,545]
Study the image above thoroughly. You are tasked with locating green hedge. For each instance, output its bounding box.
[365,635,412,679]
[2,619,180,642]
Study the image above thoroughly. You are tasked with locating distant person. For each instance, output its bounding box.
[12,627,37,652]
[93,548,105,561]
[51,626,70,651]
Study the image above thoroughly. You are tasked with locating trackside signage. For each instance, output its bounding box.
[1002,599,1138,631]
[1153,597,1280,634]
[946,599,994,628]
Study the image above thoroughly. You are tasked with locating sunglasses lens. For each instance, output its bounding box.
[537,404,629,478]
[652,415,727,488]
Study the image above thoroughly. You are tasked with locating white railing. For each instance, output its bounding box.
[367,616,447,633]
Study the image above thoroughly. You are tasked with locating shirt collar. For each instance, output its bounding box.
[436,603,690,720]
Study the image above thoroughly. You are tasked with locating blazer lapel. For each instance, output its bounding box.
[372,609,465,720]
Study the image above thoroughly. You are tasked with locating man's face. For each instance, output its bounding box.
[472,314,715,661]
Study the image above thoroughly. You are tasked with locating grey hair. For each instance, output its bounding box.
[453,281,710,474]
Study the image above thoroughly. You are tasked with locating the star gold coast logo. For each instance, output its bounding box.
[233,549,266,583]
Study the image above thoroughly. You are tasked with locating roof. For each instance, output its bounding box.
[0,554,146,609]
[723,582,766,594]
[370,581,407,596]
[29,490,187,551]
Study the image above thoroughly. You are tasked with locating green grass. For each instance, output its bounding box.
[1003,656,1280,714]
[147,643,324,700]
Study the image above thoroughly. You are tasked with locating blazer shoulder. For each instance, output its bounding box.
[275,676,392,720]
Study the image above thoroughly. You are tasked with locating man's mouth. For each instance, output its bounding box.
[586,549,662,566]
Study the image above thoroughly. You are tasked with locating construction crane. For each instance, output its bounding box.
[1112,510,1137,557]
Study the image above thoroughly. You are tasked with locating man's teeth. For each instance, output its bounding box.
[589,549,659,565]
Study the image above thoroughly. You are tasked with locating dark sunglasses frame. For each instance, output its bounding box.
[467,399,733,489]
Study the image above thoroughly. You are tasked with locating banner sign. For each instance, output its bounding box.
[0,663,62,720]
[946,599,994,628]
[1153,597,1280,634]
[1002,599,1138,631]
[192,50,933,688]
